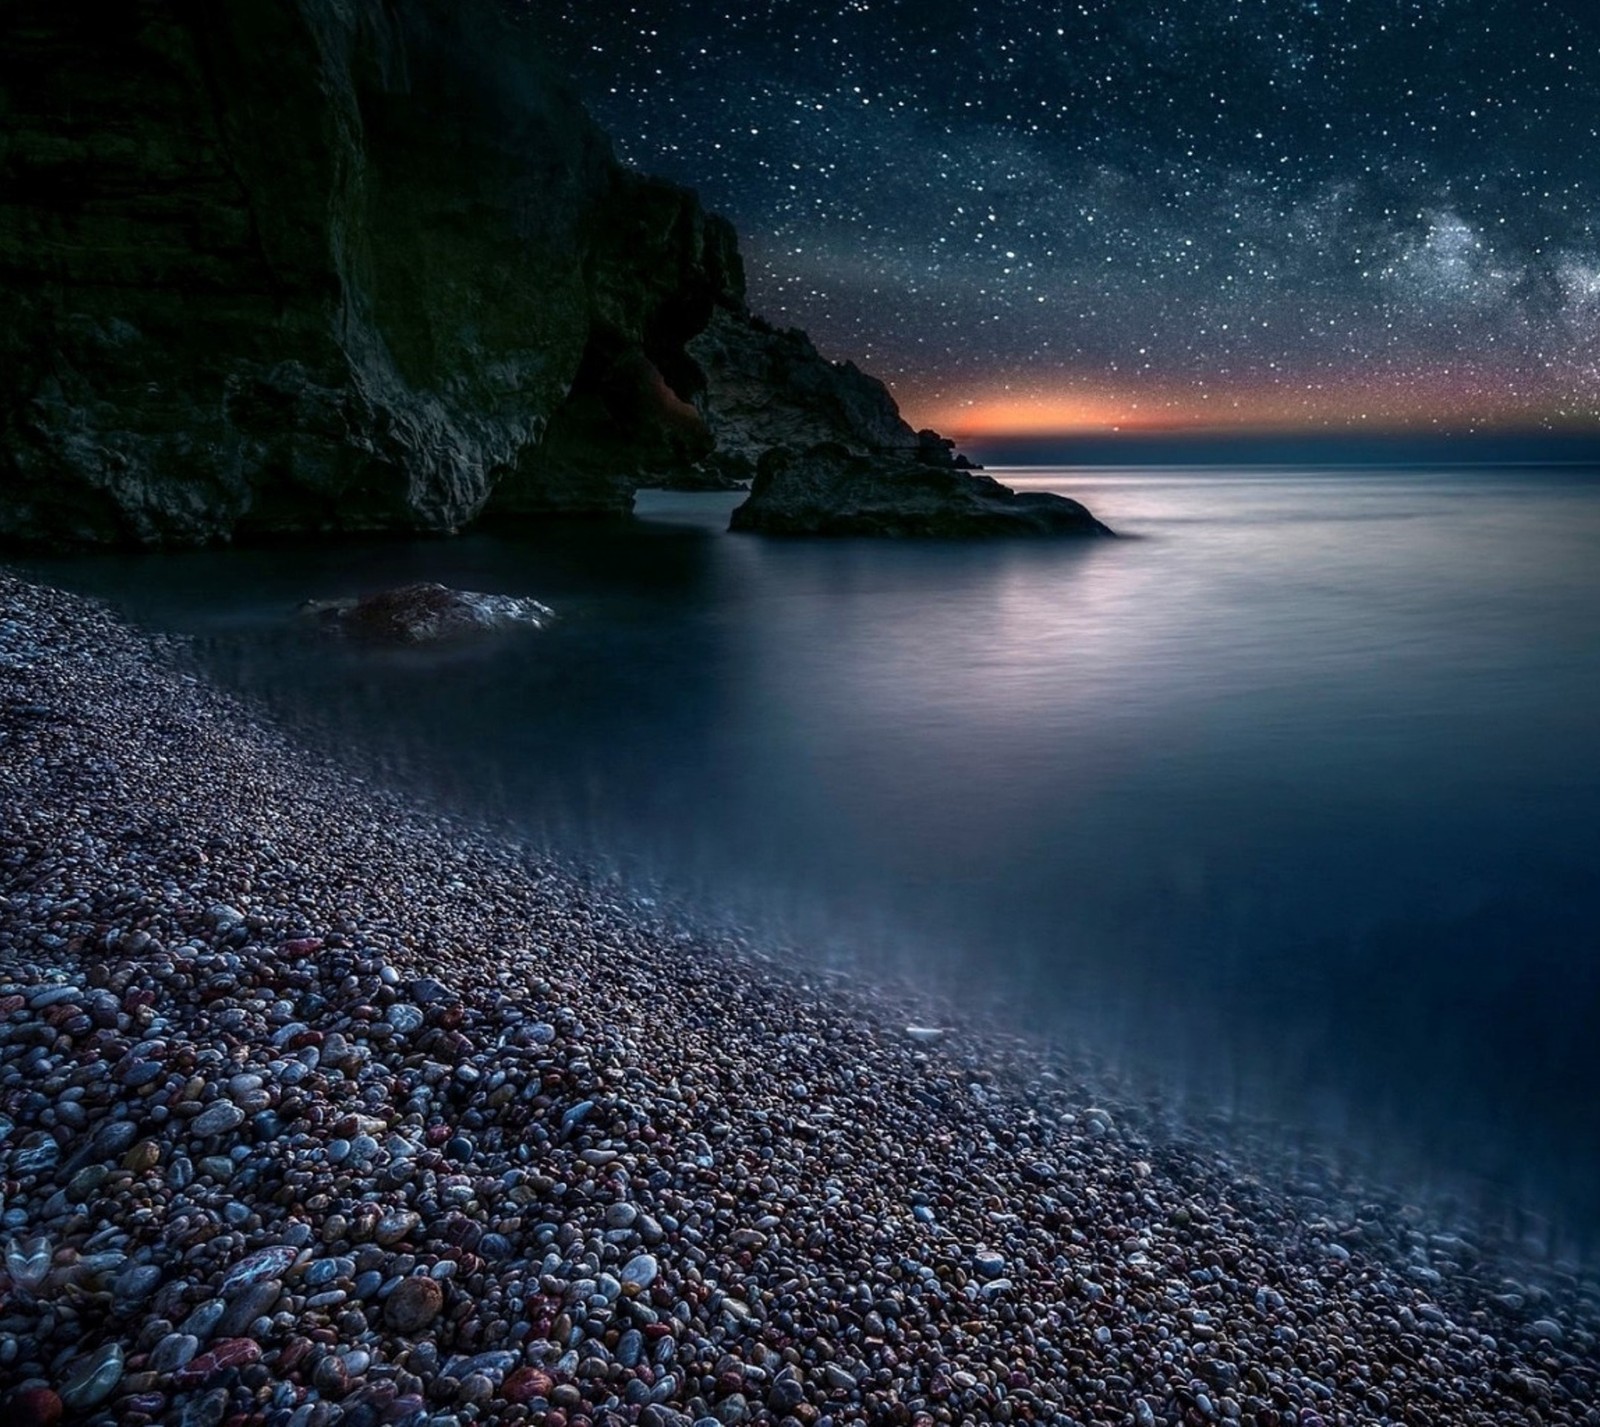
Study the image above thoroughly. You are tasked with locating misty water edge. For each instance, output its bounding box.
[25,464,1600,1257]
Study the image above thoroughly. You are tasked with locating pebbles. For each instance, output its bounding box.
[2,569,1598,1427]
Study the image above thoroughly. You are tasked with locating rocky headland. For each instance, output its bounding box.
[0,0,1058,552]
[3,572,1599,1425]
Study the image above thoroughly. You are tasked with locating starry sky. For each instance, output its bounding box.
[528,0,1600,438]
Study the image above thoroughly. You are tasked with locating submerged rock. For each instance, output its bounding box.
[303,583,554,644]
[729,442,1114,538]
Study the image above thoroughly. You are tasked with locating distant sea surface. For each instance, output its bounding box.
[22,458,1600,1248]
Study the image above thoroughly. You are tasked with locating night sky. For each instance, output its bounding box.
[529,1,1600,437]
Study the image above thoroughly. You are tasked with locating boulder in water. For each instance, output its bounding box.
[728,442,1114,538]
[303,583,553,645]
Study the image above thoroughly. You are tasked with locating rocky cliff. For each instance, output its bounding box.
[0,0,984,550]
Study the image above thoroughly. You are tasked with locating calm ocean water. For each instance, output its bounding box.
[21,463,1600,1247]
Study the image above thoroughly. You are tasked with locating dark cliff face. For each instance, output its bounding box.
[0,0,741,547]
[687,310,920,479]
[0,0,969,550]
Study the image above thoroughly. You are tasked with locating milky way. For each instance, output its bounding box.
[528,0,1600,434]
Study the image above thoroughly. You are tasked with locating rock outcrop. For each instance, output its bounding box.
[0,0,1006,550]
[729,443,1115,538]
[302,583,553,644]
[682,310,983,486]
[0,0,738,548]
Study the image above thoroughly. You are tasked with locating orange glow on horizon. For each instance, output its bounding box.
[907,373,1591,442]
[929,391,1161,437]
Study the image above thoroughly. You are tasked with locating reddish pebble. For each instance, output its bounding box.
[282,937,324,954]
[501,1368,553,1403]
[277,1338,314,1373]
[8,1389,63,1427]
[173,1338,262,1386]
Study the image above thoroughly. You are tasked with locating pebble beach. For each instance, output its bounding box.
[1,566,1597,1427]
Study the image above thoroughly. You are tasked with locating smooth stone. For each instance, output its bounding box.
[385,1004,425,1034]
[122,1139,161,1172]
[14,1140,60,1174]
[385,1276,445,1333]
[60,1342,124,1410]
[28,985,81,1009]
[973,1250,1007,1280]
[114,1262,163,1305]
[769,1376,806,1413]
[151,1333,201,1373]
[173,1339,262,1387]
[221,1245,298,1294]
[620,1254,659,1292]
[91,1119,140,1156]
[191,1102,246,1138]
[179,1298,227,1342]
[5,1235,52,1290]
[605,1202,639,1230]
[313,1354,350,1398]
[69,1164,110,1199]
[822,1364,857,1393]
[217,1279,282,1336]
[443,1350,517,1381]
[180,1389,229,1427]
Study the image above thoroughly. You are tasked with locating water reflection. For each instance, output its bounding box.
[18,466,1600,1249]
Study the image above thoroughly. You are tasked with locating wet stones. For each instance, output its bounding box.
[216,1279,282,1336]
[620,1253,660,1293]
[190,1101,245,1138]
[149,1333,201,1374]
[973,1249,1007,1280]
[220,1244,298,1293]
[384,1276,445,1333]
[58,1343,123,1411]
[374,1210,420,1246]
[121,1138,161,1172]
[171,1338,261,1388]
[12,1138,60,1175]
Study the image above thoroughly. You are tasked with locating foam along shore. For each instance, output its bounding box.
[0,566,1596,1427]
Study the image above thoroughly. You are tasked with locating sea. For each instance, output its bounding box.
[19,441,1600,1256]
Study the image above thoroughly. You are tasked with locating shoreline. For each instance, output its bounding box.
[1,567,1596,1425]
